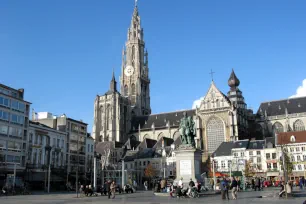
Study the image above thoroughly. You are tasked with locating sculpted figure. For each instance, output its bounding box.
[179,112,196,147]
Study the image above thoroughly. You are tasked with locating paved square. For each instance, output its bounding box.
[1,188,305,204]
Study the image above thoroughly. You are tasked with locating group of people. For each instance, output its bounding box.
[102,180,117,199]
[251,177,263,191]
[220,177,239,200]
[79,185,95,197]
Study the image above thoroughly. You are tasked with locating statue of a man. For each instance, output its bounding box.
[179,112,196,147]
[179,112,189,144]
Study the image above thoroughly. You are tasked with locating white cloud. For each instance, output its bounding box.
[290,79,306,98]
[192,97,204,109]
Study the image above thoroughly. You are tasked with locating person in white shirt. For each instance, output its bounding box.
[178,178,183,188]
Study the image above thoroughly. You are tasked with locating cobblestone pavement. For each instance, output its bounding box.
[1,188,305,204]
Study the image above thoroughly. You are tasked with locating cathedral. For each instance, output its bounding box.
[91,4,254,161]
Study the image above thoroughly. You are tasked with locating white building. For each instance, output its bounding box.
[276,131,306,178]
[27,121,67,188]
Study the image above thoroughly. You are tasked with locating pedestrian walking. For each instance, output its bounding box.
[255,177,261,191]
[237,177,241,191]
[107,180,111,199]
[144,181,148,191]
[210,178,214,190]
[300,177,304,190]
[230,177,238,200]
[110,181,116,199]
[221,177,229,200]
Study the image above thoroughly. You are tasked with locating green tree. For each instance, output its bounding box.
[244,160,255,177]
[144,163,156,178]
[280,151,293,175]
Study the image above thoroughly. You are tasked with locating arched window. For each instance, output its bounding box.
[273,122,284,135]
[207,117,225,153]
[124,85,128,96]
[143,134,149,140]
[290,135,296,142]
[131,83,136,95]
[157,132,164,141]
[293,119,305,131]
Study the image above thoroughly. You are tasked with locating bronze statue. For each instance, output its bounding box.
[179,112,196,147]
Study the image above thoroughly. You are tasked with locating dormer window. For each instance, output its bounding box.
[290,135,296,143]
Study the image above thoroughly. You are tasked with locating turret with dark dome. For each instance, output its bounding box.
[228,69,240,90]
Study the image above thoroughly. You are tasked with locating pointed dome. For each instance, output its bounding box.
[228,69,240,88]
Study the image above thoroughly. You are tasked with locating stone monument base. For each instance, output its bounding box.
[174,146,203,186]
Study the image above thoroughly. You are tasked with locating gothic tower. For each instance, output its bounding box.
[120,6,151,117]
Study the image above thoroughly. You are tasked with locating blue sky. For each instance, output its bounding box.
[1,0,306,131]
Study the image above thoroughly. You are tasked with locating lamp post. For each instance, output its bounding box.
[212,154,216,191]
[228,160,232,178]
[281,146,288,199]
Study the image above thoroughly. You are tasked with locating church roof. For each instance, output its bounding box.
[257,96,306,117]
[130,109,195,132]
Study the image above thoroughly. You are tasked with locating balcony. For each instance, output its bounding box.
[267,168,278,172]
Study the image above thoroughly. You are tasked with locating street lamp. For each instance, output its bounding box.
[228,160,232,178]
[211,154,216,191]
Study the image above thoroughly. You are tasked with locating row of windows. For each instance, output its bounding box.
[249,151,261,156]
[0,96,25,112]
[290,155,306,162]
[267,163,278,169]
[266,153,277,159]
[0,110,24,125]
[0,125,23,138]
[0,140,22,151]
[0,88,19,99]
[284,146,306,152]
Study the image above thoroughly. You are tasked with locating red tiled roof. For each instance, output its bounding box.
[277,131,306,145]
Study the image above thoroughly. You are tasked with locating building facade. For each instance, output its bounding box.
[33,112,89,183]
[0,84,31,186]
[26,121,67,189]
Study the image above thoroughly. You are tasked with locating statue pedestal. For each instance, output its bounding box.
[174,146,202,185]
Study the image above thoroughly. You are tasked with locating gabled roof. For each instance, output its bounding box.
[124,138,141,150]
[277,131,306,145]
[153,137,174,149]
[257,96,306,117]
[137,138,157,150]
[130,109,195,132]
[213,142,235,157]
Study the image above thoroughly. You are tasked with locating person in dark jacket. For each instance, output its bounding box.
[237,178,241,191]
[107,180,111,199]
[230,178,238,199]
[255,177,261,191]
[103,181,107,195]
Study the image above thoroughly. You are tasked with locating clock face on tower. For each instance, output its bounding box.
[124,65,134,77]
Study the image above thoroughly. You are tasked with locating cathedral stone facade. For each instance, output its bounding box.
[92,5,253,160]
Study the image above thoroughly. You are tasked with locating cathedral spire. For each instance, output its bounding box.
[109,69,117,92]
[228,68,240,90]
